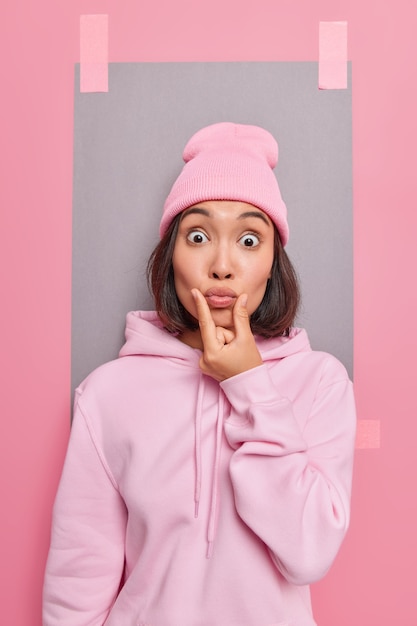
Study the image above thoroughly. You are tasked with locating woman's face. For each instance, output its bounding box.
[172,200,275,338]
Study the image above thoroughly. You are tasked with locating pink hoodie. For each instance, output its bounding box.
[43,311,356,626]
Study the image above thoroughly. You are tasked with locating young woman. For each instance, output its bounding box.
[43,122,356,626]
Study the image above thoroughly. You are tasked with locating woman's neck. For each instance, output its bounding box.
[177,328,203,350]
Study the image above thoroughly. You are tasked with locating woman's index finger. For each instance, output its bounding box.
[191,288,216,343]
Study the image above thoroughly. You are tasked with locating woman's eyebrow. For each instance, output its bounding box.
[180,207,211,221]
[238,211,271,226]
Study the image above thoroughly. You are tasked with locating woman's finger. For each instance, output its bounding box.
[191,288,217,346]
[215,327,235,345]
[232,294,252,338]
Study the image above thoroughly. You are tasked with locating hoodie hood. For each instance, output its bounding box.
[119,310,311,363]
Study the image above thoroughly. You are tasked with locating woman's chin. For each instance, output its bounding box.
[209,307,235,330]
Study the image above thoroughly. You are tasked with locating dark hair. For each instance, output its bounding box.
[147,214,300,338]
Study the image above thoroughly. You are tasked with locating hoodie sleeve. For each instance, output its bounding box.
[43,394,127,626]
[220,357,356,586]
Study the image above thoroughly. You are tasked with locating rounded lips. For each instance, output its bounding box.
[204,287,237,308]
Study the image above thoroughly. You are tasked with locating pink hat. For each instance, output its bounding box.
[159,122,289,245]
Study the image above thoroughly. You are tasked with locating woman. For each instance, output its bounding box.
[43,122,356,625]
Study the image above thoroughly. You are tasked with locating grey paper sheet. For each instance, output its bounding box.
[72,62,353,393]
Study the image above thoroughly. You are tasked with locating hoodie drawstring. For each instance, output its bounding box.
[194,376,226,558]
[206,391,225,559]
[194,377,204,519]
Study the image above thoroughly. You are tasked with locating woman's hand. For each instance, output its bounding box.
[191,288,263,381]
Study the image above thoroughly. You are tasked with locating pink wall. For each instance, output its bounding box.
[2,0,416,623]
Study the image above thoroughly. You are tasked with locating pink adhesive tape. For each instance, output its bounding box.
[355,420,381,450]
[80,14,108,93]
[319,21,348,90]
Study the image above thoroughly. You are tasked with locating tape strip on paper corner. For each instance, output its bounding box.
[355,419,381,450]
[319,21,348,90]
[80,14,109,93]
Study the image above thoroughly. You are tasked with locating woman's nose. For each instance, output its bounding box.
[212,270,232,280]
[209,247,234,280]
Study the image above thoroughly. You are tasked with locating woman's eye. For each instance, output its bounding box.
[239,234,260,248]
[187,230,209,244]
